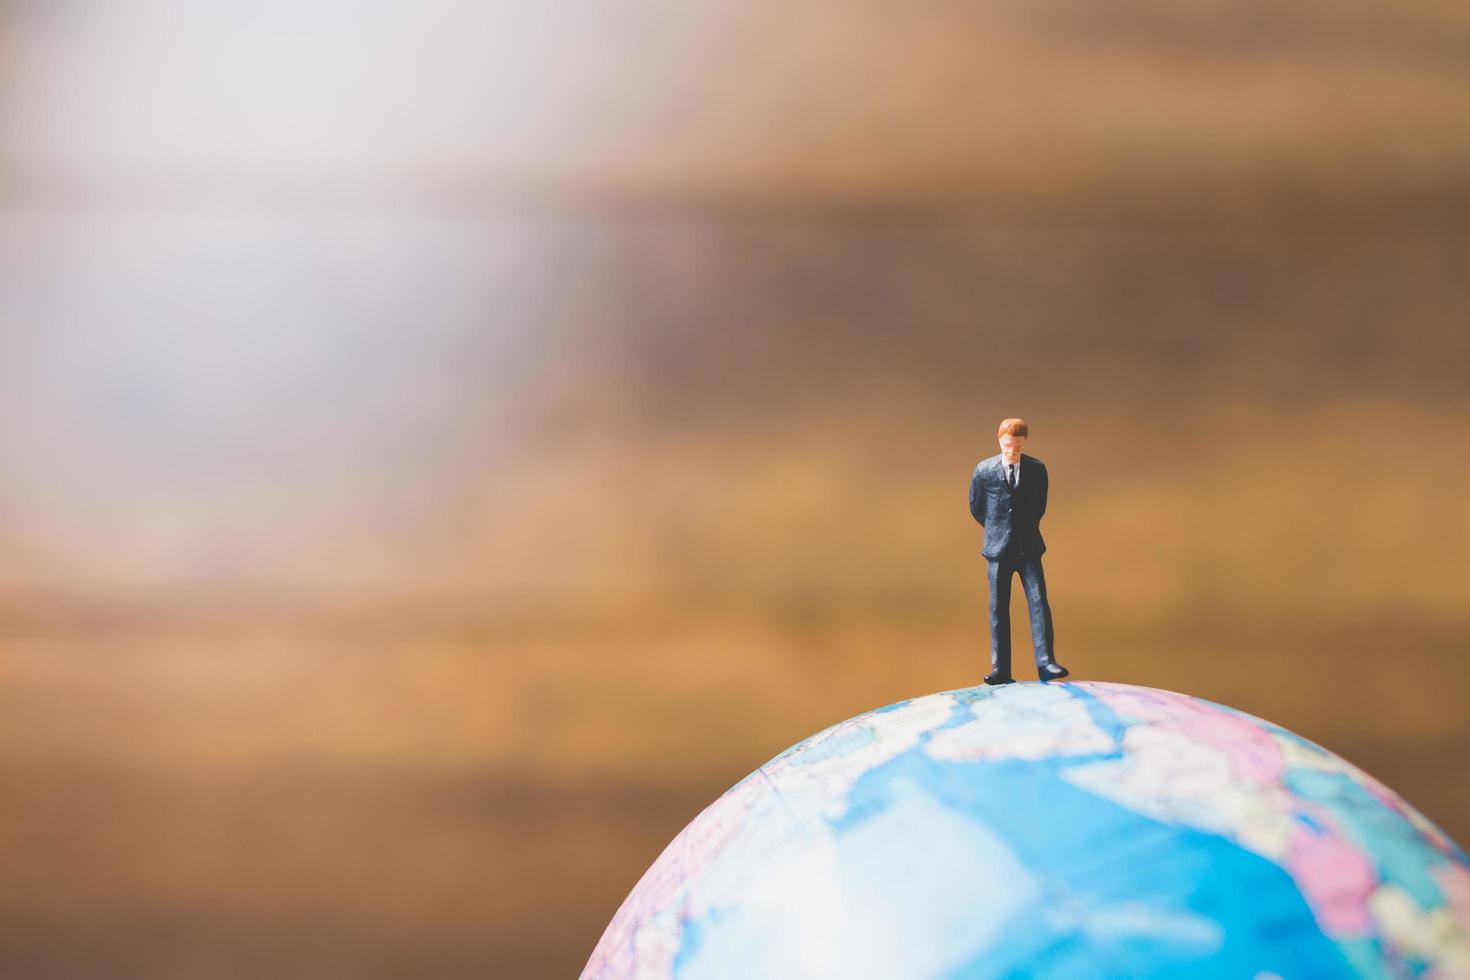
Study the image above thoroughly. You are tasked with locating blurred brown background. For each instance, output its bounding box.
[2,2,1468,977]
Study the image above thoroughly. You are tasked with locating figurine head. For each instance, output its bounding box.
[997,418,1028,465]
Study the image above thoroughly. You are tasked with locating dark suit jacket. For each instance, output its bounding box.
[968,453,1048,560]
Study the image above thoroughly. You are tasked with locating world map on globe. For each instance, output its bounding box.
[584,681,1470,979]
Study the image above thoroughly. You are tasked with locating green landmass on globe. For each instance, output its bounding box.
[584,681,1470,979]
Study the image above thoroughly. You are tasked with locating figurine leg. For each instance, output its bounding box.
[1018,555,1066,679]
[986,558,1014,680]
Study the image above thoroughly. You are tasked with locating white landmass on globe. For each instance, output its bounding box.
[925,683,1115,763]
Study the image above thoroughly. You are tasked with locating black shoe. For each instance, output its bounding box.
[984,670,1014,686]
[1038,662,1070,682]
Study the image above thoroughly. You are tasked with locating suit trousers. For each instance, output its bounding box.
[986,554,1055,674]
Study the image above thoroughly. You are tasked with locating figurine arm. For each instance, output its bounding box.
[968,468,986,524]
[1037,464,1048,520]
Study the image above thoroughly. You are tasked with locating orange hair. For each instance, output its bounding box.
[997,418,1029,438]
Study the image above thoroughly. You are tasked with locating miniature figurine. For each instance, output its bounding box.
[968,418,1068,685]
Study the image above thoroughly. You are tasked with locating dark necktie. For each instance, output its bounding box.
[1007,464,1016,488]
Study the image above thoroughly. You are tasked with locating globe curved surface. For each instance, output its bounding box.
[583,681,1470,979]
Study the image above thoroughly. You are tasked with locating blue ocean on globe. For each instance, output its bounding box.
[584,681,1470,979]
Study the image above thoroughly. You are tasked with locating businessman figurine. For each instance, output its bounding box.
[968,418,1069,685]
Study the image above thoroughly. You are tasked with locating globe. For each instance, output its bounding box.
[583,681,1470,979]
